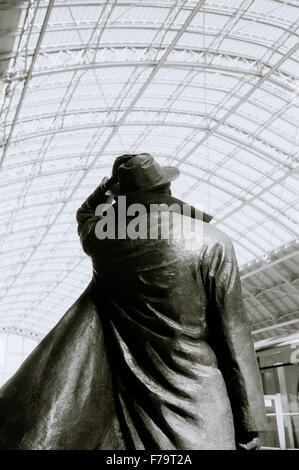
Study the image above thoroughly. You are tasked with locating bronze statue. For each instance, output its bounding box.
[0,154,266,449]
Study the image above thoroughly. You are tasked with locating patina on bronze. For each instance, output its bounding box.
[0,154,266,450]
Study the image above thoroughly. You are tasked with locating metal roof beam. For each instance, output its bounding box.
[0,1,207,300]
[2,268,87,283]
[7,121,294,169]
[4,38,298,69]
[22,0,299,10]
[244,276,299,300]
[6,57,293,93]
[0,325,43,341]
[7,105,298,156]
[241,248,299,280]
[2,25,294,48]
[0,298,75,309]
[243,285,276,321]
[3,0,298,31]
[214,165,299,226]
[240,245,299,297]
[28,58,262,79]
[0,0,54,170]
[177,41,299,168]
[251,315,299,335]
[6,81,298,131]
[4,145,298,199]
[0,279,87,293]
[1,289,77,302]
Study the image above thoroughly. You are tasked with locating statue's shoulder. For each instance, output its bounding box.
[201,222,234,256]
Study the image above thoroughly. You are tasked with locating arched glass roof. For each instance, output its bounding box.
[0,0,298,341]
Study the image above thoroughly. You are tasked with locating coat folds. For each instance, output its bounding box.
[0,283,125,449]
[0,188,266,449]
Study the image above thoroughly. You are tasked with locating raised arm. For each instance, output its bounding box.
[76,155,135,255]
[76,176,114,255]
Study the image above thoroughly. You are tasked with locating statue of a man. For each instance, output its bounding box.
[76,153,266,450]
[0,153,266,450]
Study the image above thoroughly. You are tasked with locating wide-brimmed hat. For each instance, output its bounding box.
[106,153,180,196]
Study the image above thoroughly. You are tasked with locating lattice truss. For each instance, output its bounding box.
[0,0,298,342]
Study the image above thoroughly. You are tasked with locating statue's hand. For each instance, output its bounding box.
[100,176,109,186]
[238,437,261,450]
[111,154,136,182]
[101,155,136,192]
[100,176,110,190]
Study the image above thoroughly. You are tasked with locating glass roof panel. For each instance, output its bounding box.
[0,0,298,339]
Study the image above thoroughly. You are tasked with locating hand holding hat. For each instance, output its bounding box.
[111,154,137,183]
[101,154,136,192]
[105,153,180,196]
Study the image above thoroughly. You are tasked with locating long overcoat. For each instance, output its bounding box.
[0,186,266,449]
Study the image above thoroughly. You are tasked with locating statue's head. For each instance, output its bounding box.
[107,153,180,196]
